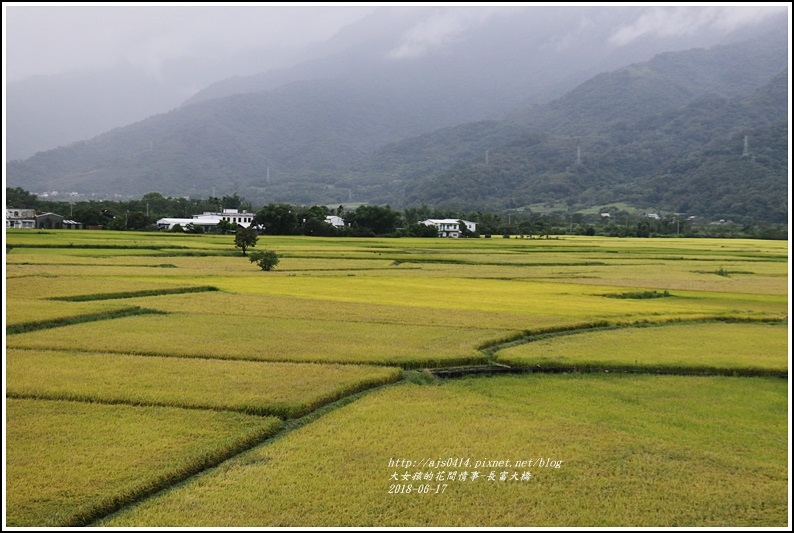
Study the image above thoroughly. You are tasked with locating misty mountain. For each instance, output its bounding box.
[5,11,788,223]
[7,7,786,161]
[187,6,785,125]
[6,64,186,162]
[5,42,308,161]
[373,68,788,223]
[332,31,787,196]
[5,77,463,199]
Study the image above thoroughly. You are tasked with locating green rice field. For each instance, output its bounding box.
[3,230,789,527]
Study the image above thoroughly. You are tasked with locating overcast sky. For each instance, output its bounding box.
[3,3,789,82]
[3,3,378,82]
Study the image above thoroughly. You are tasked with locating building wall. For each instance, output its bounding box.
[35,214,65,229]
[421,219,477,238]
[6,219,36,229]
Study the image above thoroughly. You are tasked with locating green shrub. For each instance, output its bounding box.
[604,290,672,299]
[249,250,280,271]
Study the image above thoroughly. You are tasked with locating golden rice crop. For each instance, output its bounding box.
[8,247,166,257]
[5,298,135,326]
[5,253,167,265]
[125,291,576,332]
[9,254,398,276]
[5,314,496,367]
[6,231,789,527]
[205,275,787,322]
[7,349,401,417]
[4,275,200,300]
[99,374,788,527]
[5,228,229,250]
[5,398,282,527]
[495,322,789,374]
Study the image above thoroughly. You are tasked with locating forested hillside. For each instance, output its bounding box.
[335,38,788,223]
[6,78,455,200]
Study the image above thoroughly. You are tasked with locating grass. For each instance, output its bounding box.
[494,322,789,375]
[48,285,218,301]
[5,306,166,335]
[603,290,671,299]
[98,374,788,527]
[7,349,402,418]
[5,398,282,527]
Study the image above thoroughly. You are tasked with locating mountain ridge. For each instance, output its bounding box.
[5,16,788,224]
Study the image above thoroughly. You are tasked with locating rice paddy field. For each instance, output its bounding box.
[3,229,790,527]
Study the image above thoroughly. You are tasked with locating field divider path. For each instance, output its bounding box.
[48,285,219,301]
[460,316,789,379]
[5,307,168,335]
[428,362,787,379]
[89,379,406,527]
[480,315,787,355]
[62,419,283,527]
[4,391,296,419]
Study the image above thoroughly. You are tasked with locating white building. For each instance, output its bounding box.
[325,215,345,228]
[6,209,36,228]
[156,209,254,232]
[421,219,477,238]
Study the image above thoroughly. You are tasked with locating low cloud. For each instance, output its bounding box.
[5,5,374,81]
[609,6,786,46]
[388,7,514,59]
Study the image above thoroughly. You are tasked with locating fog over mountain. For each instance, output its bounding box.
[4,5,789,223]
[6,5,786,160]
[5,4,373,160]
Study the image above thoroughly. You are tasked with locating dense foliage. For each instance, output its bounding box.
[5,188,786,240]
[248,250,280,271]
[350,67,788,225]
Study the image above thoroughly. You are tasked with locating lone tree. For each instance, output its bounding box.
[248,249,280,271]
[234,226,258,255]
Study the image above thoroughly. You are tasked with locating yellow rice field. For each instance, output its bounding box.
[5,398,282,527]
[3,230,789,527]
[495,322,788,374]
[99,375,788,527]
[6,349,401,417]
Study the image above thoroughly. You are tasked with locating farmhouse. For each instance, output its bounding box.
[5,209,36,229]
[325,215,345,228]
[421,219,477,238]
[6,209,83,229]
[156,209,255,232]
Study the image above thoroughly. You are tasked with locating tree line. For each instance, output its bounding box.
[5,187,786,240]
